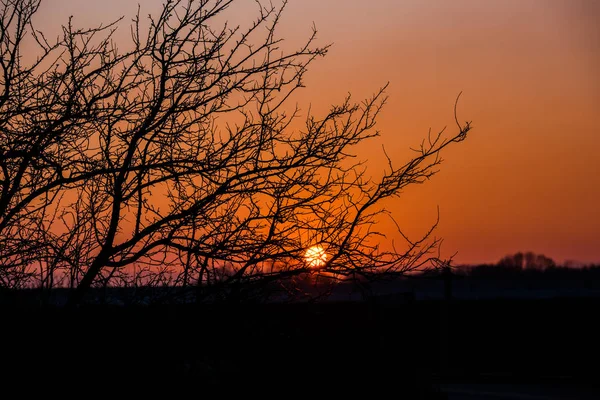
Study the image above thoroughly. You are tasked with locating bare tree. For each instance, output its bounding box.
[0,0,471,305]
[0,0,126,290]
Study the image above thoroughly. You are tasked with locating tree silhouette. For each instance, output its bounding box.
[497,252,556,271]
[0,0,471,305]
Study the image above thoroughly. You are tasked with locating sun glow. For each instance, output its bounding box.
[304,245,327,268]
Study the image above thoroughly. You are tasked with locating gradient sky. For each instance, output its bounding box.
[35,0,600,265]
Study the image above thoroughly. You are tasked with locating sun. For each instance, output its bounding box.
[305,245,327,268]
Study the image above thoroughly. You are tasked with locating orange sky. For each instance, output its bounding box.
[35,0,599,265]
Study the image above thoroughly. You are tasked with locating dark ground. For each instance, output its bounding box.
[1,297,598,397]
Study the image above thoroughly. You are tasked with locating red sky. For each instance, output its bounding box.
[36,0,600,265]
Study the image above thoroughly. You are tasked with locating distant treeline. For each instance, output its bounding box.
[454,251,600,279]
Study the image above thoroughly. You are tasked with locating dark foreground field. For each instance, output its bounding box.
[1,297,598,397]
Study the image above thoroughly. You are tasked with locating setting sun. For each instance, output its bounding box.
[305,245,327,268]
